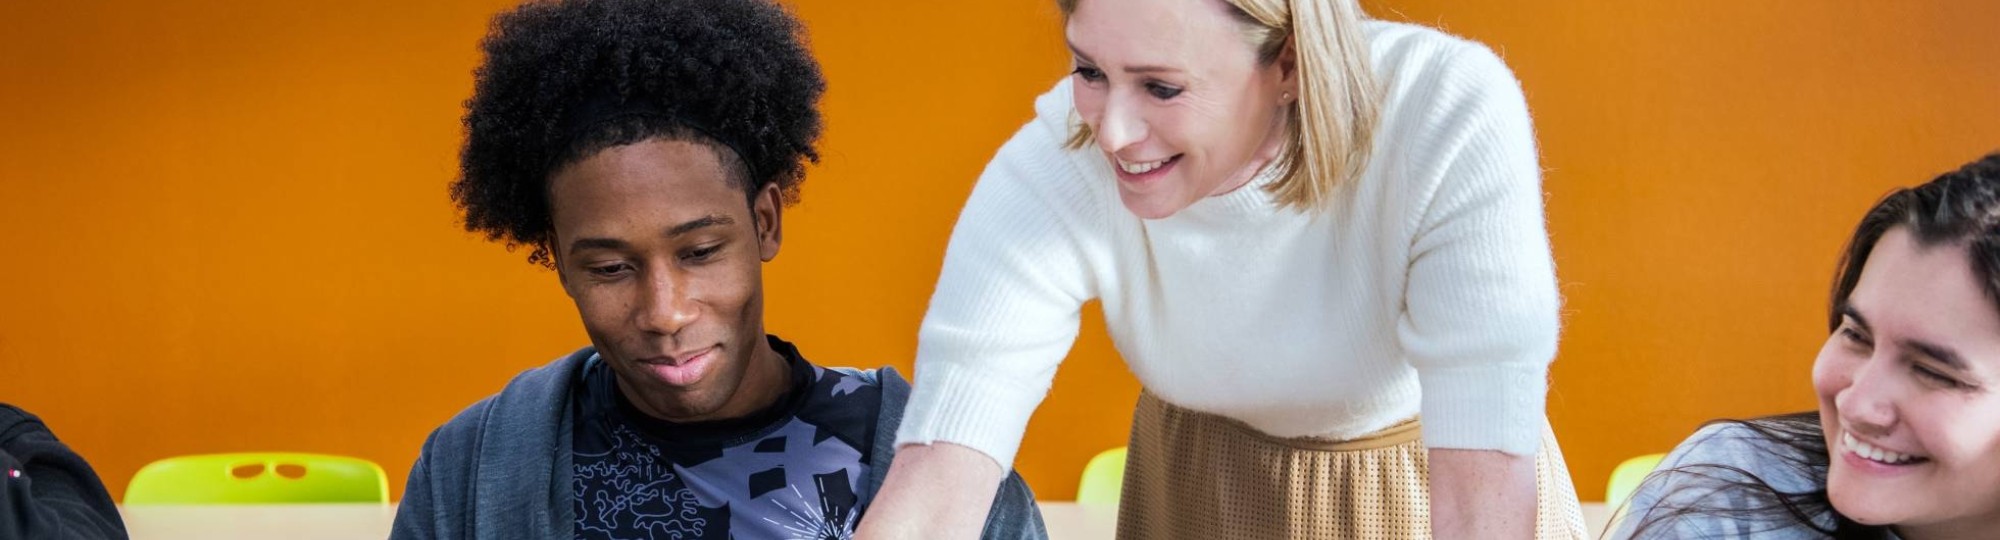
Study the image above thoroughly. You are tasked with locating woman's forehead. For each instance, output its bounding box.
[1853,229,2000,357]
[1066,0,1250,66]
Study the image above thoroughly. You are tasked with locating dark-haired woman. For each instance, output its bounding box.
[1616,153,2000,540]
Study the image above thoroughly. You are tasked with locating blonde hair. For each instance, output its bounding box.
[1056,0,1381,210]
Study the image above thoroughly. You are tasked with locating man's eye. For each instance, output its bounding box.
[587,263,630,276]
[683,245,722,262]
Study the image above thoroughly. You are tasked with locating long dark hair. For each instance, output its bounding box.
[1625,152,2000,539]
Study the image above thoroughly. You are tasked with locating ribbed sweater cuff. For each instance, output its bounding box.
[892,359,1044,467]
[1417,363,1547,455]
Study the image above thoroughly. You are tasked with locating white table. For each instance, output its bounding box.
[1039,502,1119,539]
[120,501,1612,538]
[121,504,395,539]
[1582,502,1613,537]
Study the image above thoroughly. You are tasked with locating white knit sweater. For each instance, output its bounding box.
[896,21,1559,466]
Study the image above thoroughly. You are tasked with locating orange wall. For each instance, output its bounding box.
[1,0,1995,503]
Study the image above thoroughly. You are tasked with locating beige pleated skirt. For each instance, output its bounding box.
[1118,392,1586,539]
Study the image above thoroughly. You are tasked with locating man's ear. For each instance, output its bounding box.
[752,183,782,262]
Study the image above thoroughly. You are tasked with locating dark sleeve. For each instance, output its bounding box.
[979,470,1047,540]
[0,405,126,540]
[388,430,436,540]
[392,423,464,540]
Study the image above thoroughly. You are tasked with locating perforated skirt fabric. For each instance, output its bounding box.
[1116,392,1586,539]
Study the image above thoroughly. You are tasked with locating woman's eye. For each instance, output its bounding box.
[1146,82,1183,99]
[1072,65,1106,83]
[1839,327,1872,348]
[1912,363,1967,389]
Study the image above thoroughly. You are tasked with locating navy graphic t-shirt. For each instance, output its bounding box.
[571,335,882,539]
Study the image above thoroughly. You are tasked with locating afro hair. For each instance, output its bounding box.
[453,0,825,266]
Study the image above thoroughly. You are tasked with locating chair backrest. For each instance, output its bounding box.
[1606,453,1668,510]
[124,452,389,504]
[1076,447,1127,506]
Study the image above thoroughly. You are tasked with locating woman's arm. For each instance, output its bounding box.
[1430,448,1537,538]
[1395,42,1561,535]
[861,97,1100,538]
[857,442,1006,539]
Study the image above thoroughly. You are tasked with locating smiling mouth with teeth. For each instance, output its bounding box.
[1116,156,1177,174]
[1842,432,1928,465]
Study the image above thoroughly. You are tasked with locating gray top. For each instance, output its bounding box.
[1614,422,1898,540]
[391,347,1047,539]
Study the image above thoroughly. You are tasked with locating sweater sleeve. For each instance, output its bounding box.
[893,115,1100,467]
[1395,42,1561,456]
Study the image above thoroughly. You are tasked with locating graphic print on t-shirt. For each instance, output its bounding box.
[571,337,882,540]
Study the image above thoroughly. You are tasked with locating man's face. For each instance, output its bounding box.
[547,137,783,422]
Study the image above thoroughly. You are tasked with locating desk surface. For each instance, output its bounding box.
[119,501,1612,539]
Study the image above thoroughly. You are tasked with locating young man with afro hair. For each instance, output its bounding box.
[389,0,1045,538]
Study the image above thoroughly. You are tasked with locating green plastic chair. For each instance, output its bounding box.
[1076,447,1128,506]
[124,452,389,504]
[1605,453,1668,509]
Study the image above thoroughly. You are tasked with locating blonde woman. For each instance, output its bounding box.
[858,0,1584,537]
